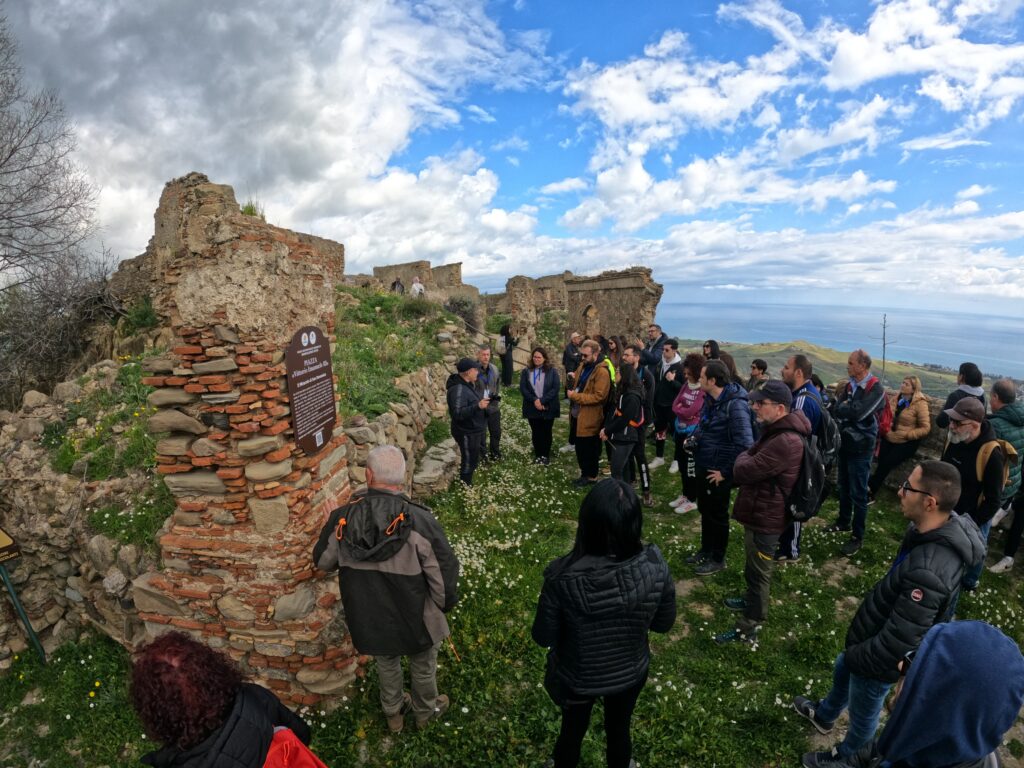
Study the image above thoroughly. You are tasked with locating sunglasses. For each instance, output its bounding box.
[900,480,934,500]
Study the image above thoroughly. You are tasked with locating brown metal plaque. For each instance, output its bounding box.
[285,326,338,456]
[0,527,20,564]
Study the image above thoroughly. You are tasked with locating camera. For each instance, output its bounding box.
[682,435,699,451]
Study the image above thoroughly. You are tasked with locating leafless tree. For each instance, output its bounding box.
[0,13,95,294]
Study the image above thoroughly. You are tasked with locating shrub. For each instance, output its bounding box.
[240,198,265,220]
[443,296,477,329]
[485,313,512,335]
[120,296,158,335]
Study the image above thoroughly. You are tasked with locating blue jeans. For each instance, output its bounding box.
[837,450,873,540]
[815,652,892,758]
[963,520,992,589]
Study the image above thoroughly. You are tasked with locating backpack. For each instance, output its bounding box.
[877,390,894,440]
[976,439,1020,505]
[802,388,841,470]
[783,432,829,522]
[496,336,506,355]
[263,728,328,768]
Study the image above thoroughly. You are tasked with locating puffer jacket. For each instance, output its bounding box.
[314,489,459,656]
[446,373,486,436]
[732,411,811,535]
[845,743,999,768]
[844,514,985,683]
[532,545,676,697]
[603,389,644,443]
[693,382,755,479]
[141,683,311,768]
[989,400,1024,501]
[569,361,612,437]
[834,376,887,454]
[885,392,931,445]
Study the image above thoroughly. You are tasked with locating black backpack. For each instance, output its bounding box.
[782,431,828,522]
[804,388,841,470]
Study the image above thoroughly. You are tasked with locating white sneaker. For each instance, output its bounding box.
[668,494,687,508]
[991,506,1011,528]
[668,461,679,474]
[559,444,575,454]
[649,457,666,470]
[677,500,698,514]
[989,556,1015,574]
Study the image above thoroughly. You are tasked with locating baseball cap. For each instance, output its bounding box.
[748,380,793,408]
[944,397,985,423]
[456,358,480,373]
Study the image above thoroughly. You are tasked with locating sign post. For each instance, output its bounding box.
[284,326,338,456]
[0,527,46,664]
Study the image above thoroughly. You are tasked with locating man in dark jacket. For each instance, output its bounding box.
[649,339,684,471]
[716,381,809,644]
[638,323,667,381]
[989,379,1024,574]
[828,349,886,556]
[474,345,502,461]
[314,446,460,733]
[447,357,489,485]
[935,361,986,429]
[940,397,1006,596]
[689,359,755,575]
[562,332,583,386]
[794,460,985,768]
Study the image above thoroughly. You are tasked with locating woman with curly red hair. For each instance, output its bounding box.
[131,631,321,767]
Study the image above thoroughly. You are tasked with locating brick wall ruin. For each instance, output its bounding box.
[371,260,481,305]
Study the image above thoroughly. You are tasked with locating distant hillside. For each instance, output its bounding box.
[675,338,970,398]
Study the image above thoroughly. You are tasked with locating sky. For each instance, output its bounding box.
[8,0,1024,316]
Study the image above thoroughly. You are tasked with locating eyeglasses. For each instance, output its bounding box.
[899,480,934,500]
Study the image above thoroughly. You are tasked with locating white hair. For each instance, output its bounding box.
[366,445,406,486]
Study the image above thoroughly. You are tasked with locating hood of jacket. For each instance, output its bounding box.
[991,399,1024,429]
[337,490,414,563]
[446,372,466,390]
[906,512,986,570]
[761,409,812,439]
[958,383,986,398]
[544,545,665,617]
[713,381,748,408]
[877,621,1024,768]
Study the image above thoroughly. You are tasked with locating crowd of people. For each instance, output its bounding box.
[125,328,1024,768]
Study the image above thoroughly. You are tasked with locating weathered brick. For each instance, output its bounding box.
[157,464,194,474]
[264,420,291,436]
[198,375,228,385]
[216,467,244,480]
[141,376,165,386]
[184,383,208,393]
[264,446,292,463]
[174,345,204,355]
[164,376,189,386]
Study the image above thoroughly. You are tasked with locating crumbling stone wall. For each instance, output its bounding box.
[371,260,481,307]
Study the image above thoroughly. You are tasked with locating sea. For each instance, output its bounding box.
[655,303,1024,380]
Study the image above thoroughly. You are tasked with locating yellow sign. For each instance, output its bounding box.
[0,527,19,564]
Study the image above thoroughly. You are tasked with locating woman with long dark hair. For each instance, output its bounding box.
[499,323,518,387]
[131,632,324,767]
[533,480,676,768]
[520,346,562,465]
[601,362,653,506]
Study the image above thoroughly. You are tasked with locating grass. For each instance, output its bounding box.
[4,389,1023,766]
[119,296,159,336]
[333,286,453,417]
[85,478,176,558]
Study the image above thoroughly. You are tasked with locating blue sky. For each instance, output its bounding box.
[8,0,1024,315]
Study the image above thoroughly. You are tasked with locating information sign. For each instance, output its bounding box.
[285,326,338,455]
[0,527,19,565]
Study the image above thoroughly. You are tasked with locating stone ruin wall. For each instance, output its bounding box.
[0,173,466,704]
[371,260,481,304]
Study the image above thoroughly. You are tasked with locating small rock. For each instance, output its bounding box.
[191,358,238,374]
[237,435,282,457]
[148,409,207,435]
[249,497,289,533]
[163,471,228,496]
[21,390,50,409]
[156,435,195,456]
[214,325,241,344]
[217,594,256,622]
[102,566,129,596]
[147,389,197,407]
[273,585,316,621]
[52,381,83,403]
[191,438,226,457]
[245,459,293,482]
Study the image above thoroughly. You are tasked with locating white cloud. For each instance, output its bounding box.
[775,95,892,163]
[492,135,530,152]
[466,104,496,122]
[952,199,981,214]
[644,30,688,59]
[957,184,994,199]
[539,177,588,194]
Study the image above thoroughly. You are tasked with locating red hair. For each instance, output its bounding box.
[130,632,243,749]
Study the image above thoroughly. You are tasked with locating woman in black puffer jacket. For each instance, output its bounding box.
[532,479,676,768]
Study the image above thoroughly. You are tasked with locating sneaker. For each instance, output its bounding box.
[668,494,687,508]
[714,627,757,645]
[601,466,612,476]
[668,460,679,474]
[792,696,835,735]
[539,456,550,466]
[824,522,850,533]
[684,550,710,565]
[386,692,412,733]
[991,506,1011,528]
[989,556,1015,574]
[677,500,698,513]
[533,456,544,465]
[695,559,725,576]
[415,693,450,730]
[559,444,575,454]
[723,596,746,611]
[840,537,863,556]
[801,747,847,767]
[866,494,876,507]
[774,552,801,564]
[648,457,666,470]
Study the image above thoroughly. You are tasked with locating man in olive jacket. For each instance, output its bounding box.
[794,460,985,768]
[716,381,810,644]
[314,446,460,733]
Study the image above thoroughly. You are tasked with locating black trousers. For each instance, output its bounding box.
[478,409,502,458]
[528,417,554,459]
[454,430,483,485]
[568,414,577,446]
[609,440,650,493]
[552,677,646,768]
[868,439,921,495]
[696,468,733,562]
[675,441,697,500]
[653,404,674,458]
[575,436,601,479]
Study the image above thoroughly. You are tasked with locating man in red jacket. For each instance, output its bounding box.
[715,381,810,644]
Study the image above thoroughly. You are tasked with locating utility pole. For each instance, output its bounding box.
[871,314,895,387]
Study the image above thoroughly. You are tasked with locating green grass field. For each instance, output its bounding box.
[2,389,1022,767]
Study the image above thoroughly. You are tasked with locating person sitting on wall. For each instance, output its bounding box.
[410,275,425,297]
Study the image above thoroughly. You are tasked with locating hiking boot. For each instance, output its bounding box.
[714,627,756,645]
[989,556,1015,574]
[648,457,666,470]
[802,747,847,767]
[723,596,746,611]
[695,559,725,576]
[824,522,850,533]
[684,550,710,565]
[792,696,835,735]
[386,692,412,733]
[840,537,863,557]
[668,460,679,474]
[415,693,450,730]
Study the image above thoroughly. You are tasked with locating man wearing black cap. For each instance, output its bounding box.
[446,358,489,485]
[941,396,1006,592]
[715,381,810,644]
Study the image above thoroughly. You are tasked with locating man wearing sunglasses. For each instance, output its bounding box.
[795,460,985,768]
